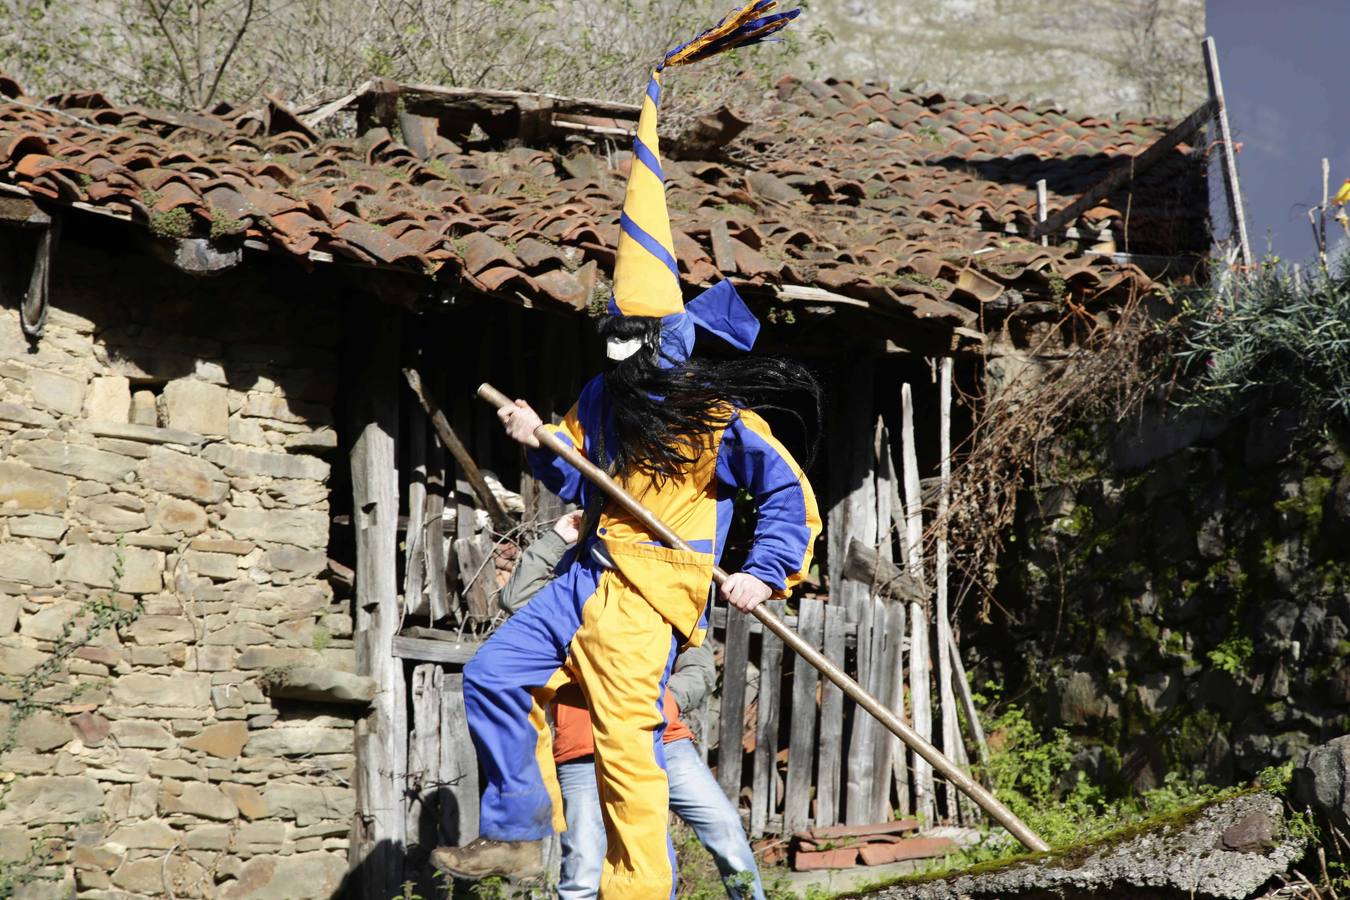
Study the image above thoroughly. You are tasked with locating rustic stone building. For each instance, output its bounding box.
[0,70,1208,897]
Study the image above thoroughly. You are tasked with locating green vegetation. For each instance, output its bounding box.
[1175,259,1350,426]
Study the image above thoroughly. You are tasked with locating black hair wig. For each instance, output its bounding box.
[594,315,822,486]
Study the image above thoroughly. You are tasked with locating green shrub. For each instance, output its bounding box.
[1174,260,1350,426]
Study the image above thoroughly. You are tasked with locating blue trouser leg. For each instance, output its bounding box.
[556,758,606,899]
[666,739,766,900]
[555,740,764,900]
[463,568,595,842]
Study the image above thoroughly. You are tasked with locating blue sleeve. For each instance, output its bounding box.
[714,410,821,594]
[525,378,602,505]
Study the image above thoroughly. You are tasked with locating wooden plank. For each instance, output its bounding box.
[900,384,935,824]
[350,304,405,895]
[404,398,428,617]
[393,635,480,664]
[407,664,441,849]
[827,360,877,626]
[440,672,480,845]
[717,600,753,802]
[844,591,878,826]
[879,600,909,821]
[814,601,848,827]
[1036,179,1049,247]
[843,540,926,605]
[1029,97,1215,241]
[455,532,498,620]
[949,630,988,767]
[935,358,960,819]
[424,410,450,621]
[784,599,825,835]
[1203,38,1252,267]
[751,600,785,837]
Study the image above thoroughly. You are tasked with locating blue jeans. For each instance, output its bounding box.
[555,738,765,900]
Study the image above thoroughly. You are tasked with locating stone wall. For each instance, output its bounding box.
[981,399,1350,792]
[0,242,358,898]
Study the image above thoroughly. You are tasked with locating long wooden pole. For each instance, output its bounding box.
[476,382,1050,853]
[1203,37,1252,268]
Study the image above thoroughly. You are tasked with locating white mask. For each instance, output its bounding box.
[605,337,644,361]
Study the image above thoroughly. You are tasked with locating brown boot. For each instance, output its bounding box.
[430,837,546,880]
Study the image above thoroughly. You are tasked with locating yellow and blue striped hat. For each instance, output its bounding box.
[610,1,800,327]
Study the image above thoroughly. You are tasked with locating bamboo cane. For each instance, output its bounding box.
[476,382,1050,853]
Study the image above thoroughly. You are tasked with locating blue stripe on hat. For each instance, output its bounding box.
[632,136,664,183]
[619,211,680,277]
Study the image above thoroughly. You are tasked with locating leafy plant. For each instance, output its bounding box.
[1174,259,1350,426]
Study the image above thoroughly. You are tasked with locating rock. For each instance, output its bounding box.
[20,600,83,641]
[58,543,164,594]
[29,368,86,416]
[0,776,104,825]
[1293,736,1350,833]
[0,596,18,635]
[8,514,67,540]
[267,667,376,705]
[184,824,232,850]
[125,613,195,645]
[130,389,157,425]
[870,792,1302,900]
[155,497,207,534]
[285,428,338,451]
[1219,812,1275,852]
[108,818,179,849]
[0,542,56,587]
[0,461,67,512]
[0,645,47,676]
[138,446,229,503]
[244,726,352,757]
[261,546,326,575]
[69,711,110,747]
[221,508,329,549]
[111,672,211,709]
[85,375,131,422]
[182,721,249,758]
[159,781,239,820]
[84,420,204,446]
[219,852,348,900]
[112,854,208,896]
[110,720,175,749]
[203,444,330,481]
[0,709,72,752]
[183,549,239,580]
[1056,671,1118,727]
[74,494,149,532]
[262,784,355,827]
[14,439,137,483]
[0,400,56,427]
[162,378,229,436]
[72,843,123,871]
[220,783,268,819]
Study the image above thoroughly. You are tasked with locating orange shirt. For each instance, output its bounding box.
[553,683,696,765]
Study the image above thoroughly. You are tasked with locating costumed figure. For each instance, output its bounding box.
[433,5,817,897]
[498,509,767,900]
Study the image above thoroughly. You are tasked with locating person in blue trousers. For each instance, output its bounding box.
[501,511,768,900]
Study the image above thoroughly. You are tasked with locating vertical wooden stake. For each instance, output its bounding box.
[784,599,825,835]
[935,358,961,819]
[717,597,753,802]
[815,601,848,826]
[1036,179,1049,247]
[900,383,935,824]
[752,600,786,836]
[350,304,405,895]
[1203,36,1252,268]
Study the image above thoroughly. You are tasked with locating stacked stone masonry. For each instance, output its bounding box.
[0,245,354,899]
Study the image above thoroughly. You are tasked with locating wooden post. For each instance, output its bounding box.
[404,387,428,617]
[871,598,905,822]
[949,631,989,766]
[900,383,935,824]
[814,601,848,826]
[751,600,786,836]
[717,598,753,802]
[424,404,450,621]
[440,672,480,845]
[1203,36,1252,268]
[407,664,442,850]
[935,358,960,818]
[784,598,825,835]
[1036,179,1049,247]
[350,304,405,895]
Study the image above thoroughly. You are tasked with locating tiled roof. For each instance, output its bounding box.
[0,74,1205,341]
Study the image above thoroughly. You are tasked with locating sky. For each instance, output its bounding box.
[1207,0,1350,263]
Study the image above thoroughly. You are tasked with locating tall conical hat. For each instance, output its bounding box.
[609,1,800,332]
